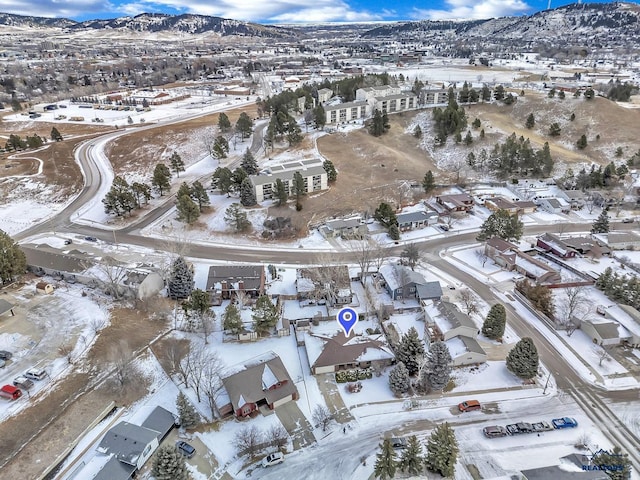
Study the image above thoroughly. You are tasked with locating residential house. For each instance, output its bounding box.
[249,159,328,202]
[485,197,521,214]
[520,453,608,480]
[435,193,474,213]
[396,210,438,231]
[304,331,394,374]
[559,189,586,210]
[379,264,443,302]
[562,236,610,256]
[317,88,333,103]
[485,237,562,284]
[611,304,640,347]
[580,318,628,346]
[220,352,299,418]
[444,335,488,367]
[514,200,538,214]
[206,265,265,305]
[324,101,367,125]
[536,233,577,259]
[296,266,352,307]
[320,216,368,239]
[592,232,640,250]
[537,197,566,214]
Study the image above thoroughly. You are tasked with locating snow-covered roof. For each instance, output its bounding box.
[304,331,394,369]
[379,264,427,291]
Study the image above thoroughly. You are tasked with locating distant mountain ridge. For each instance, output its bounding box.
[0,12,294,38]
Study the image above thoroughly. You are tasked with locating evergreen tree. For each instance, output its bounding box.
[240,178,257,206]
[0,229,27,285]
[323,159,337,182]
[549,122,562,136]
[103,176,136,216]
[176,391,200,429]
[224,203,251,232]
[252,294,279,335]
[425,341,452,391]
[313,104,326,129]
[558,90,566,99]
[169,152,185,177]
[388,224,400,241]
[525,113,535,129]
[374,202,398,229]
[218,112,231,132]
[395,327,425,376]
[286,121,303,146]
[477,209,523,241]
[481,85,491,101]
[292,171,306,207]
[576,134,588,150]
[236,112,254,139]
[591,446,632,480]
[212,135,230,159]
[398,435,423,476]
[223,302,243,334]
[584,87,595,100]
[506,337,539,379]
[131,182,152,208]
[176,194,200,224]
[389,361,410,395]
[241,149,258,175]
[168,256,194,300]
[211,167,233,196]
[152,163,171,196]
[374,439,397,480]
[425,422,458,478]
[151,445,188,480]
[369,109,387,137]
[50,126,63,141]
[422,170,436,194]
[177,182,191,200]
[413,125,422,138]
[591,209,610,234]
[493,85,505,100]
[570,112,576,121]
[190,181,210,211]
[464,130,473,146]
[274,178,288,206]
[232,167,248,193]
[482,304,507,339]
[472,118,481,129]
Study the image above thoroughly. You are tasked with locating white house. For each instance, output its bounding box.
[445,335,488,366]
[249,159,328,202]
[580,318,628,346]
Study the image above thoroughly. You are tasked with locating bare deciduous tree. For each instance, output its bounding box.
[459,289,480,316]
[349,239,374,285]
[594,345,611,366]
[58,342,75,364]
[312,405,333,432]
[560,286,592,336]
[109,340,136,390]
[200,353,226,419]
[267,424,289,449]
[234,425,264,458]
[94,259,131,300]
[90,315,108,335]
[235,290,250,310]
[475,248,489,268]
[165,337,190,385]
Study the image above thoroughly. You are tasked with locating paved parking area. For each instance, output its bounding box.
[275,401,315,449]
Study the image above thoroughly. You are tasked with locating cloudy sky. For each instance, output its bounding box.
[2,0,637,23]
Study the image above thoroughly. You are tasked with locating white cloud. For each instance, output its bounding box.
[412,0,531,21]
[0,0,113,18]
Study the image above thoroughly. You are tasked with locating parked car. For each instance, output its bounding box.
[458,400,481,412]
[531,421,554,432]
[390,437,407,449]
[84,236,97,242]
[13,376,34,390]
[0,384,22,400]
[0,359,5,368]
[506,422,533,435]
[0,350,12,360]
[483,426,508,438]
[262,452,284,468]
[64,239,73,245]
[176,441,196,458]
[24,368,47,381]
[622,218,634,223]
[552,417,578,429]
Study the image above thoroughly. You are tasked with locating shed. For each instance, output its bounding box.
[36,282,54,294]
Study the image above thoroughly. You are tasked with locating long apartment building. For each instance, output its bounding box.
[356,85,417,116]
[249,159,328,203]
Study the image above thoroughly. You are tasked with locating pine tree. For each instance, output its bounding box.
[398,435,423,476]
[236,112,254,140]
[584,87,595,100]
[525,113,535,129]
[50,127,63,141]
[322,159,337,182]
[223,302,243,334]
[241,149,258,175]
[212,136,229,159]
[313,104,326,129]
[395,327,425,376]
[169,152,185,177]
[374,439,397,480]
[464,130,473,146]
[389,361,410,395]
[168,256,194,300]
[177,182,191,200]
[151,445,188,480]
[240,178,257,206]
[131,182,152,207]
[292,171,306,207]
[506,337,539,379]
[388,224,400,241]
[0,229,27,285]
[232,167,248,193]
[591,209,610,234]
[374,202,397,228]
[482,304,507,340]
[576,134,588,150]
[422,170,435,194]
[286,121,303,146]
[591,446,632,479]
[152,163,171,196]
[176,391,200,429]
[218,112,231,132]
[252,294,279,336]
[369,109,386,137]
[549,122,562,136]
[190,181,210,211]
[176,194,200,224]
[425,422,458,478]
[425,341,452,391]
[103,176,136,216]
[211,167,233,196]
[274,178,288,206]
[224,203,251,232]
[477,209,523,242]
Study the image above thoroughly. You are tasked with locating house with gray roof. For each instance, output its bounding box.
[592,231,640,250]
[396,210,438,231]
[206,265,265,305]
[96,421,159,471]
[320,216,368,239]
[220,352,298,418]
[379,264,442,302]
[580,318,629,346]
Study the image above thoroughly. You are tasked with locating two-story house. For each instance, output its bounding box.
[379,264,443,302]
[206,265,265,305]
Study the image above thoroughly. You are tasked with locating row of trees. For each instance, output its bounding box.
[596,267,640,311]
[374,425,458,479]
[557,162,629,191]
[0,230,27,285]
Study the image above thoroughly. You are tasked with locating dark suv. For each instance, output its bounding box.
[176,441,196,458]
[483,426,508,438]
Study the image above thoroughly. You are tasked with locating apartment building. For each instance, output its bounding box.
[249,159,328,202]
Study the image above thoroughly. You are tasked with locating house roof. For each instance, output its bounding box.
[22,245,93,273]
[0,298,14,316]
[521,465,608,480]
[562,236,610,254]
[485,237,516,252]
[324,100,367,112]
[416,282,443,300]
[250,164,326,186]
[140,406,175,441]
[221,352,297,411]
[584,320,623,340]
[459,335,487,355]
[96,421,159,466]
[92,456,136,480]
[486,197,519,210]
[297,265,351,291]
[325,217,363,230]
[436,301,477,330]
[396,210,437,224]
[206,265,264,292]
[306,331,394,369]
[379,264,427,291]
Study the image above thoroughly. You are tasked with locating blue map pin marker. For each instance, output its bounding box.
[337,307,358,336]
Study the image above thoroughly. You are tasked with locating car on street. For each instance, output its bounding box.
[13,376,34,390]
[0,351,12,360]
[622,217,634,223]
[483,426,508,438]
[64,239,73,245]
[458,400,481,412]
[84,236,97,242]
[531,421,554,432]
[176,441,196,458]
[390,437,407,449]
[506,422,533,435]
[24,368,47,381]
[552,417,578,429]
[262,452,284,467]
